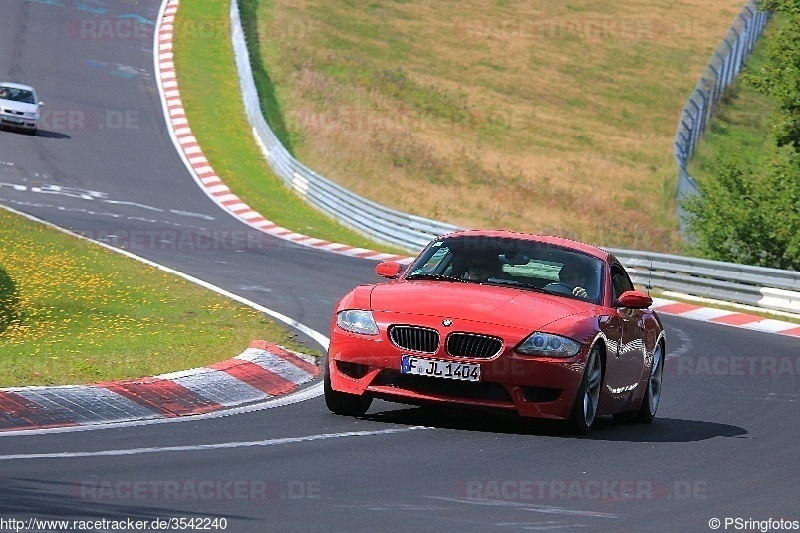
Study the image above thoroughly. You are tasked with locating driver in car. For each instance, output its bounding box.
[462,254,501,282]
[547,263,590,299]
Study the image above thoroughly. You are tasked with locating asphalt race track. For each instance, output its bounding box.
[1,2,799,532]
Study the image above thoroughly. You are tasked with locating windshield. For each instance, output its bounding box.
[0,87,35,104]
[405,236,605,304]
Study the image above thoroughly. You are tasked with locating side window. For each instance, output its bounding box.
[611,264,634,300]
[420,246,450,273]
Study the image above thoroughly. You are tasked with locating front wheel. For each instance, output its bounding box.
[567,346,603,434]
[635,342,664,423]
[324,359,372,416]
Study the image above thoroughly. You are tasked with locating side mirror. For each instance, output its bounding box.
[376,261,403,279]
[617,290,652,309]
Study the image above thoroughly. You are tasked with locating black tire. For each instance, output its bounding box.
[567,346,603,434]
[635,342,664,423]
[324,359,372,416]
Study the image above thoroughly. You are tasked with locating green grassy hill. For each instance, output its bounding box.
[236,0,746,251]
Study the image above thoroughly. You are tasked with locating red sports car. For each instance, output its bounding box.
[324,230,665,433]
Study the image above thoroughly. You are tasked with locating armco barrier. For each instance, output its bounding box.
[229,0,799,316]
[610,249,800,315]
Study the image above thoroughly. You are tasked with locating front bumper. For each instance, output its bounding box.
[327,329,587,420]
[1,113,38,131]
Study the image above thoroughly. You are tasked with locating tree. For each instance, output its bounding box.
[682,146,800,270]
[747,0,800,149]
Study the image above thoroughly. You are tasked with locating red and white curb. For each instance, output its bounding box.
[651,298,800,338]
[0,342,319,432]
[155,0,408,264]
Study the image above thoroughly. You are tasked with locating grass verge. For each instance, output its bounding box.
[171,0,405,256]
[0,207,314,388]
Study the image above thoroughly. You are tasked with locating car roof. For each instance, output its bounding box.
[438,229,611,261]
[0,82,36,92]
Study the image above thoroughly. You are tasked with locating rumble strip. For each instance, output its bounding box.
[0,341,318,433]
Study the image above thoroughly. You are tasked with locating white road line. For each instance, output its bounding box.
[0,426,431,461]
[103,200,164,211]
[428,496,617,519]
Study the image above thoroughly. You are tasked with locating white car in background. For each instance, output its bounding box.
[0,82,43,135]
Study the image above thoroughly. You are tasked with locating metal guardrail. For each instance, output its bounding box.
[674,1,769,228]
[229,0,800,315]
[610,249,800,314]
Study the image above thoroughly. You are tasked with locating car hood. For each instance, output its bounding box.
[369,281,595,331]
[0,99,38,115]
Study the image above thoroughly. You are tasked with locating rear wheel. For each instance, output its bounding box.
[635,342,664,423]
[567,346,603,434]
[324,359,372,416]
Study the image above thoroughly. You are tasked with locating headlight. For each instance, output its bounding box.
[516,332,581,357]
[337,309,379,335]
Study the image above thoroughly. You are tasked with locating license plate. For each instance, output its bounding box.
[401,355,480,382]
